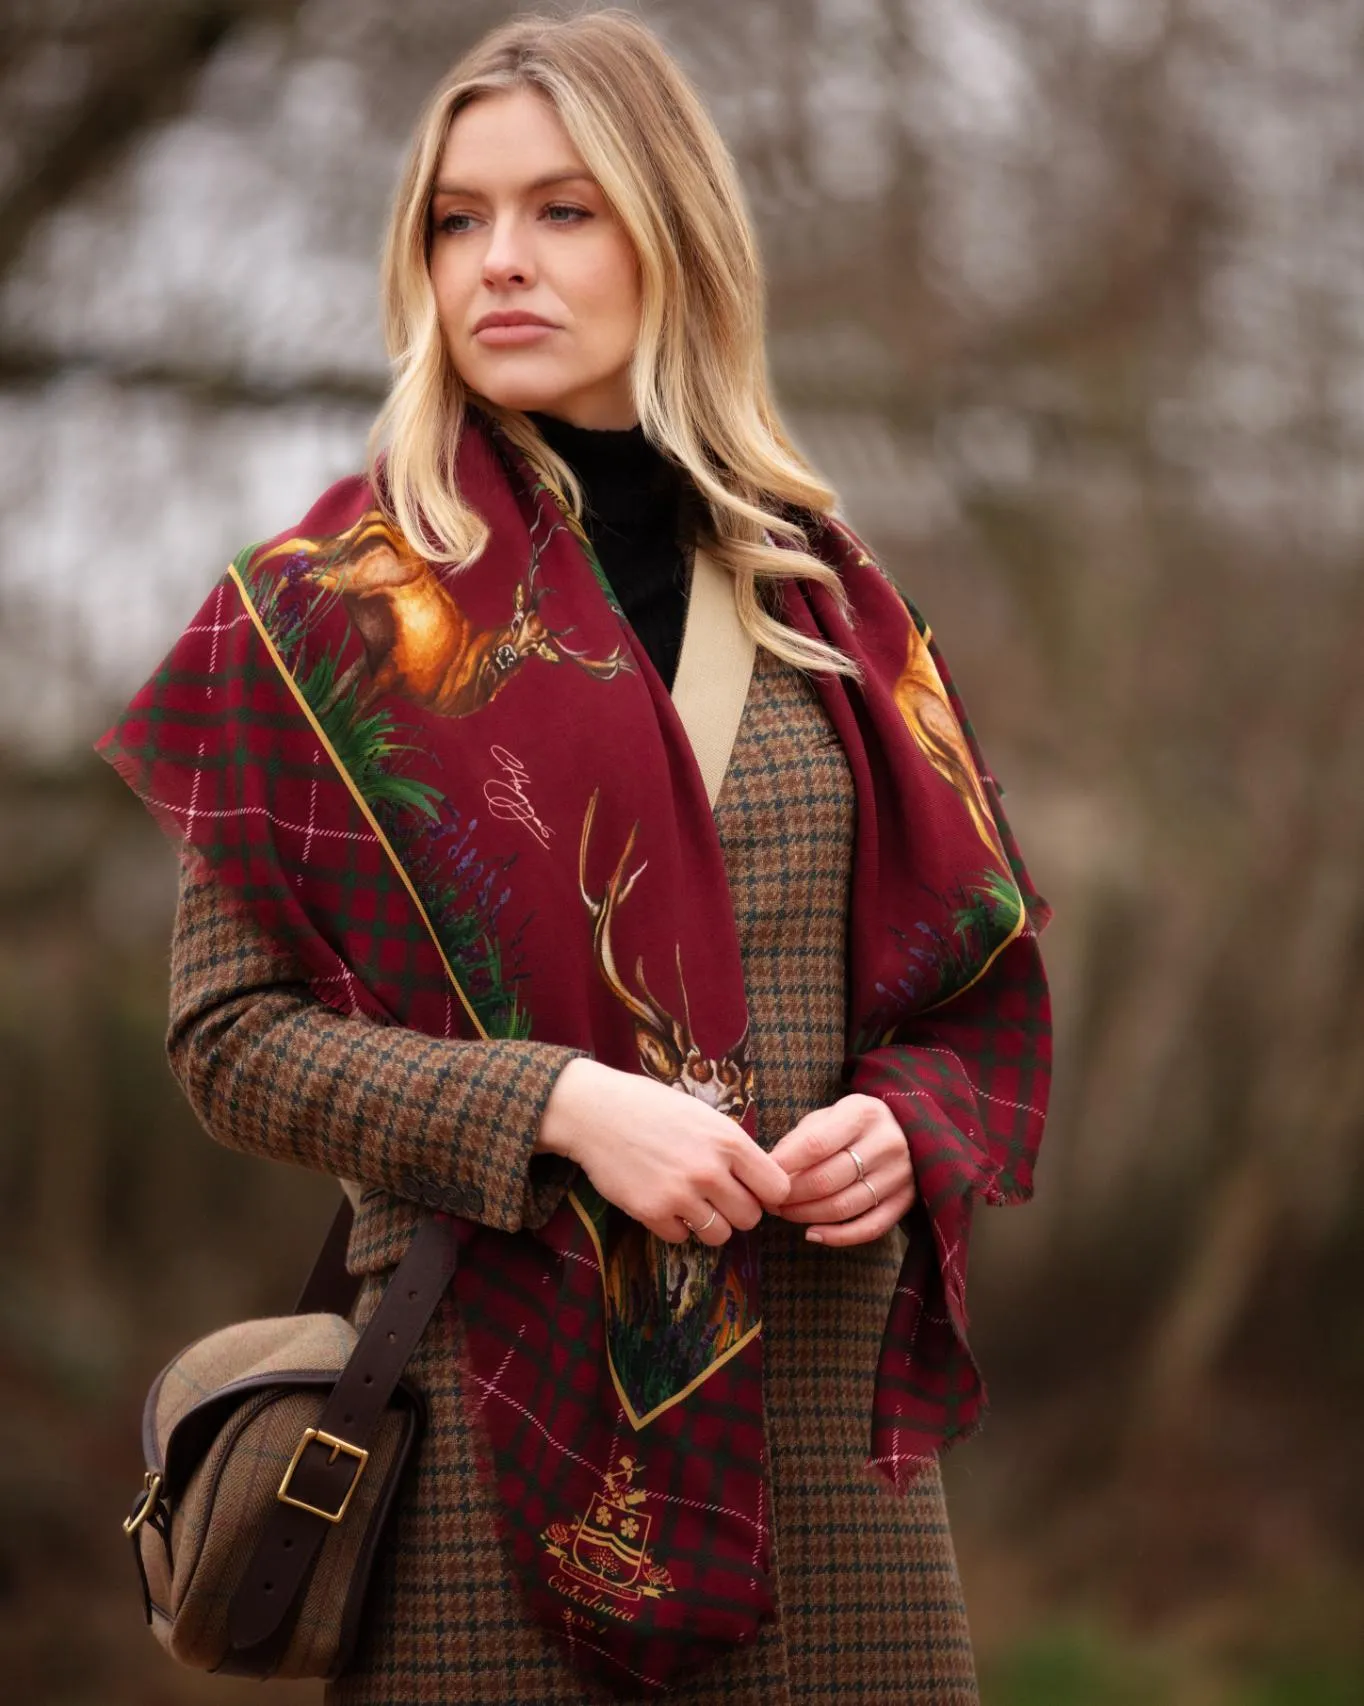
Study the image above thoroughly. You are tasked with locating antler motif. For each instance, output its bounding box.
[578,790,753,1118]
[517,532,634,681]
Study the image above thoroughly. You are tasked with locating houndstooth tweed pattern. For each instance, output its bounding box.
[166,642,979,1703]
[167,857,584,1256]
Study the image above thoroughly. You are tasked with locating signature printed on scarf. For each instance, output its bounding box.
[484,745,553,847]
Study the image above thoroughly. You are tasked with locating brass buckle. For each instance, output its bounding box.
[123,1469,163,1536]
[276,1427,368,1523]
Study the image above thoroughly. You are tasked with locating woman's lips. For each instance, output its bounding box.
[475,323,558,346]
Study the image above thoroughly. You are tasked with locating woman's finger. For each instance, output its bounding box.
[778,1175,890,1225]
[695,1171,766,1232]
[674,1203,733,1248]
[780,1127,904,1205]
[768,1097,873,1175]
[769,1093,903,1178]
[780,1146,915,1223]
[803,1185,915,1248]
[727,1134,793,1208]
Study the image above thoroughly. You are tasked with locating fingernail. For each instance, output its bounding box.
[806,1230,824,1244]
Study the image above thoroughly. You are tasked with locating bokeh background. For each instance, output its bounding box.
[2,1,1362,1701]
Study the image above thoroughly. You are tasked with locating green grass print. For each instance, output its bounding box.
[294,649,445,824]
[951,866,1022,952]
[532,478,622,609]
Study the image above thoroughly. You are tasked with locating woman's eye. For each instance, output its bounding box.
[544,203,589,224]
[435,211,476,236]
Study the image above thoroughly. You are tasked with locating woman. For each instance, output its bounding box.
[100,10,1052,1702]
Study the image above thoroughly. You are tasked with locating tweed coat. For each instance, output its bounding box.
[165,639,981,1704]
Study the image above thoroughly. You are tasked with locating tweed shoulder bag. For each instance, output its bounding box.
[120,1199,463,1679]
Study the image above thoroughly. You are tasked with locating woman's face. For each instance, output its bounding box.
[429,87,643,429]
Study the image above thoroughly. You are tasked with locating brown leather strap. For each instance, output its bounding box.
[292,1194,360,1318]
[225,1211,463,1662]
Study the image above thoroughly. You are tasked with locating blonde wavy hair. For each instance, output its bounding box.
[367,7,857,676]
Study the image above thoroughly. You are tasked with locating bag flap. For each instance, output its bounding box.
[144,1311,358,1469]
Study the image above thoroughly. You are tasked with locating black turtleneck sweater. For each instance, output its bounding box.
[528,411,696,691]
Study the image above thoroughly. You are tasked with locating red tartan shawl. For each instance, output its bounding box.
[97,408,1053,1693]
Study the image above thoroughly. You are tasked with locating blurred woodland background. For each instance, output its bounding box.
[1,0,1362,1702]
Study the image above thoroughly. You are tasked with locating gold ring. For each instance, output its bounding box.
[848,1147,866,1183]
[860,1177,879,1210]
[683,1207,719,1234]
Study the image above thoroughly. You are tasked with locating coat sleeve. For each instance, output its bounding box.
[165,849,585,1234]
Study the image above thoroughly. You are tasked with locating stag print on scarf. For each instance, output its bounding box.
[573,788,758,1426]
[892,616,1007,863]
[252,507,632,722]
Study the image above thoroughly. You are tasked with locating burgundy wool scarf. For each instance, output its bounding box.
[98,408,1053,1694]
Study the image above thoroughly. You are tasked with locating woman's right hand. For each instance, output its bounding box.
[535,1056,790,1246]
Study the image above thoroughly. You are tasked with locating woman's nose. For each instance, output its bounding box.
[481,214,535,288]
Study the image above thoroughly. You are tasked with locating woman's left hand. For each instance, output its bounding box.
[768,1093,916,1246]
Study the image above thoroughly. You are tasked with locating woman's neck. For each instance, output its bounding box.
[528,410,681,534]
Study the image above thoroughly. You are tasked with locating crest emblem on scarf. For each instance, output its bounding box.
[541,1455,676,1618]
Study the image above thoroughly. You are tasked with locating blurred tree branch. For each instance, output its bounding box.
[0,342,385,407]
[0,0,306,279]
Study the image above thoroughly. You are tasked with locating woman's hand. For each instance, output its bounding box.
[536,1057,791,1246]
[769,1093,915,1246]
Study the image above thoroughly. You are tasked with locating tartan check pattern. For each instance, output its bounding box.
[103,412,1050,1696]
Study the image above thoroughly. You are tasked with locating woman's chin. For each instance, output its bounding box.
[490,389,571,415]
[461,363,577,416]
[458,359,634,426]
